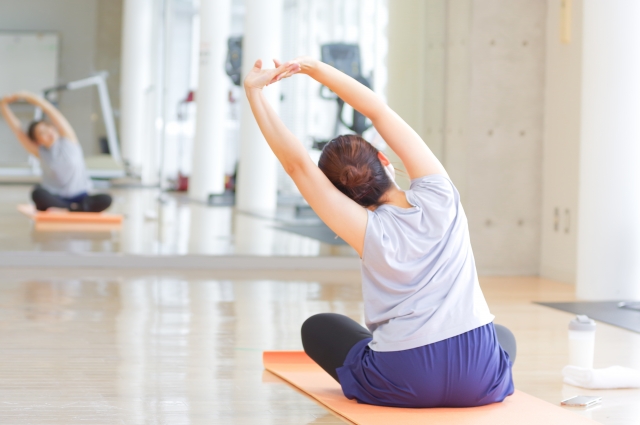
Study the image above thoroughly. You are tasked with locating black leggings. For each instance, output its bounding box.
[301,313,372,382]
[301,313,517,383]
[31,185,112,212]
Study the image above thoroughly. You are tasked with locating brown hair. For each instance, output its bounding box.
[27,120,45,142]
[318,134,392,207]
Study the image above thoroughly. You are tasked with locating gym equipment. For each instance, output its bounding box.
[17,203,122,232]
[225,36,242,86]
[223,40,373,145]
[314,43,373,150]
[263,351,598,425]
[35,72,125,179]
[208,190,235,206]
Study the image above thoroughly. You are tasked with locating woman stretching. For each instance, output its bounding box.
[244,57,515,407]
[1,92,112,212]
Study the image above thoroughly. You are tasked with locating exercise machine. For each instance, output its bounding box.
[313,43,373,150]
[35,71,125,179]
[226,36,242,87]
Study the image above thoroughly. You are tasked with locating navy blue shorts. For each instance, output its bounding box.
[336,323,514,407]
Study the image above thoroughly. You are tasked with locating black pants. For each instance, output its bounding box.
[31,185,112,212]
[301,313,517,383]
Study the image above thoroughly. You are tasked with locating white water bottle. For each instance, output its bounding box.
[568,315,596,369]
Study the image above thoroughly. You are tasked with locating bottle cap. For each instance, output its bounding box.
[569,315,596,331]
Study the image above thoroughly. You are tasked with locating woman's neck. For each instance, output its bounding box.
[369,186,413,210]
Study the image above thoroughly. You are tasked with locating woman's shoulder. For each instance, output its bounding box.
[409,173,455,193]
[407,174,458,207]
[58,136,78,145]
[58,137,84,153]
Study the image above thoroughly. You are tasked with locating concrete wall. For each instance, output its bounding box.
[389,0,546,275]
[465,0,546,275]
[539,0,582,283]
[443,0,472,202]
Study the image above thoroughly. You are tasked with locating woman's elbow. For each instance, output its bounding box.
[283,162,301,177]
[284,159,314,179]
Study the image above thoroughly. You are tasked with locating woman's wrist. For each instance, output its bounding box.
[299,58,319,76]
[244,86,263,101]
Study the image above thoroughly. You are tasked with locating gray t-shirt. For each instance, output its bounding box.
[38,137,91,198]
[361,174,494,352]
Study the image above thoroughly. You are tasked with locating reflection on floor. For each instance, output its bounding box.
[0,184,356,257]
[0,270,638,424]
[0,268,362,425]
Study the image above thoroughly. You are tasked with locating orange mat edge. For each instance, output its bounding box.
[17,204,123,224]
[262,351,315,364]
[263,360,356,425]
[262,350,599,425]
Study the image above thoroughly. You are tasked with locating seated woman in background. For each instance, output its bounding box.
[243,57,516,408]
[0,91,112,212]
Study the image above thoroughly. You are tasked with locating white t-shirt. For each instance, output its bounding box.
[39,137,91,198]
[361,174,494,352]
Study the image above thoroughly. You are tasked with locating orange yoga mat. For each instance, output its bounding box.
[17,204,123,231]
[263,351,598,425]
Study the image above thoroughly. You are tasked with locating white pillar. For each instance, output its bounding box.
[236,0,283,213]
[120,0,154,175]
[188,0,231,202]
[234,213,274,255]
[576,0,640,300]
[188,205,233,254]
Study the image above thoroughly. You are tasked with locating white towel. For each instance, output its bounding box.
[563,365,640,389]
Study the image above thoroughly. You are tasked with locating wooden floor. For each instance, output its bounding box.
[0,184,355,257]
[0,269,638,424]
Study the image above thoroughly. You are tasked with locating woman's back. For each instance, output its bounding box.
[39,137,91,199]
[362,174,494,351]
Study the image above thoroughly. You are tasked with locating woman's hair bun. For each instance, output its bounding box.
[318,134,392,208]
[339,164,371,187]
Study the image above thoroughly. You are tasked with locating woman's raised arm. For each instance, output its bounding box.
[244,59,368,257]
[0,95,39,157]
[17,91,78,143]
[296,57,447,180]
